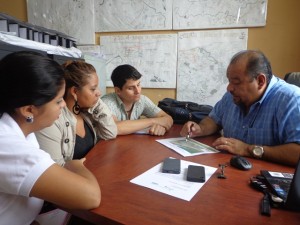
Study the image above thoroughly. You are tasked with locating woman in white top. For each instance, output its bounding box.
[0,51,100,225]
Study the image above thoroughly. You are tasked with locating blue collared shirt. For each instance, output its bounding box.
[209,76,300,146]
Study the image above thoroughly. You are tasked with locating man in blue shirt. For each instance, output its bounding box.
[180,50,300,166]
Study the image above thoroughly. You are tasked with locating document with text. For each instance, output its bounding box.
[156,137,219,157]
[130,159,217,201]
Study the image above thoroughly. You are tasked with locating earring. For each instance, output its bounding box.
[26,115,34,123]
[72,100,81,115]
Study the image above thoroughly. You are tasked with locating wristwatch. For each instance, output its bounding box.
[252,146,264,159]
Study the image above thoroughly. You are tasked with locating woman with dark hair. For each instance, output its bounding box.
[35,60,117,166]
[0,51,100,225]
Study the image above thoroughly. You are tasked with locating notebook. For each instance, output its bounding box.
[260,159,300,211]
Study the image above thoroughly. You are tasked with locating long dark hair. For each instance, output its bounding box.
[0,51,65,117]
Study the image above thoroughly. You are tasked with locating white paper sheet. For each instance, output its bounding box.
[130,159,217,201]
[156,137,219,157]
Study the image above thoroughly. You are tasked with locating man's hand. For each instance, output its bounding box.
[149,124,167,136]
[180,122,199,138]
[212,137,251,157]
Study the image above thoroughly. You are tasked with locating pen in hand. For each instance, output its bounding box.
[186,123,194,141]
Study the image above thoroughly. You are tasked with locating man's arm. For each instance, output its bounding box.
[151,110,173,130]
[251,143,300,166]
[180,116,221,138]
[212,137,300,166]
[115,110,173,136]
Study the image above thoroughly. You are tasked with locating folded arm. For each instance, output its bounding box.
[30,158,101,210]
[88,99,117,140]
[115,110,173,136]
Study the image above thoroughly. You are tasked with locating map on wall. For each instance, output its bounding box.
[27,0,95,45]
[177,29,248,106]
[100,34,177,88]
[94,0,173,32]
[173,0,268,30]
[77,45,107,95]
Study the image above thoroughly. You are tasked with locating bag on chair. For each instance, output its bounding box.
[158,98,213,124]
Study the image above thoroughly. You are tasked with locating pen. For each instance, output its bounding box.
[186,123,194,141]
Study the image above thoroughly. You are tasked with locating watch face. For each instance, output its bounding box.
[253,146,263,158]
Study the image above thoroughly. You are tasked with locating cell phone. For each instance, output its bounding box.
[187,165,206,182]
[162,158,181,174]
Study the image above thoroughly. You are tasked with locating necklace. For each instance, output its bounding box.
[126,109,132,116]
[125,105,133,113]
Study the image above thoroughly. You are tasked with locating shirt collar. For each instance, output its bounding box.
[114,93,125,107]
[257,75,277,104]
[113,92,142,110]
[1,113,39,147]
[245,75,277,114]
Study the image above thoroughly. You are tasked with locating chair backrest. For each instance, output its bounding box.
[284,72,300,87]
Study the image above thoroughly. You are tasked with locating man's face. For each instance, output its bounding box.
[116,79,141,104]
[226,61,261,109]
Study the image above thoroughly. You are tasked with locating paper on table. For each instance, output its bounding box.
[130,159,217,201]
[156,137,219,157]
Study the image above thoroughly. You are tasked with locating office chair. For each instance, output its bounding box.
[284,72,300,87]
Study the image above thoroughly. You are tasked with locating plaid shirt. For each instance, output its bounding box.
[101,93,161,121]
[210,76,300,146]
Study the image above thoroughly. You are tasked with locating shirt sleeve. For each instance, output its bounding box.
[35,122,66,166]
[275,91,300,144]
[208,92,231,127]
[88,98,118,140]
[0,135,55,197]
[141,95,162,118]
[101,93,123,120]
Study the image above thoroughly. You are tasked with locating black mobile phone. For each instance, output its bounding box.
[162,158,181,174]
[187,165,206,183]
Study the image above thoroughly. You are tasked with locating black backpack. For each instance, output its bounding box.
[158,98,213,124]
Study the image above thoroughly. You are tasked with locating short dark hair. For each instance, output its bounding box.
[229,50,273,83]
[0,51,65,116]
[111,64,142,89]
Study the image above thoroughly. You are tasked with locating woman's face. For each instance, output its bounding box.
[35,83,66,129]
[76,73,101,109]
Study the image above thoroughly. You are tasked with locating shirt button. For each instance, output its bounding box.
[64,139,69,143]
[93,110,98,114]
[65,122,69,127]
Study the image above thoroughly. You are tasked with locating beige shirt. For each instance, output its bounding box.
[101,93,161,120]
[35,99,117,166]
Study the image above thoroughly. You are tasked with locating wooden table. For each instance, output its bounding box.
[67,125,300,225]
